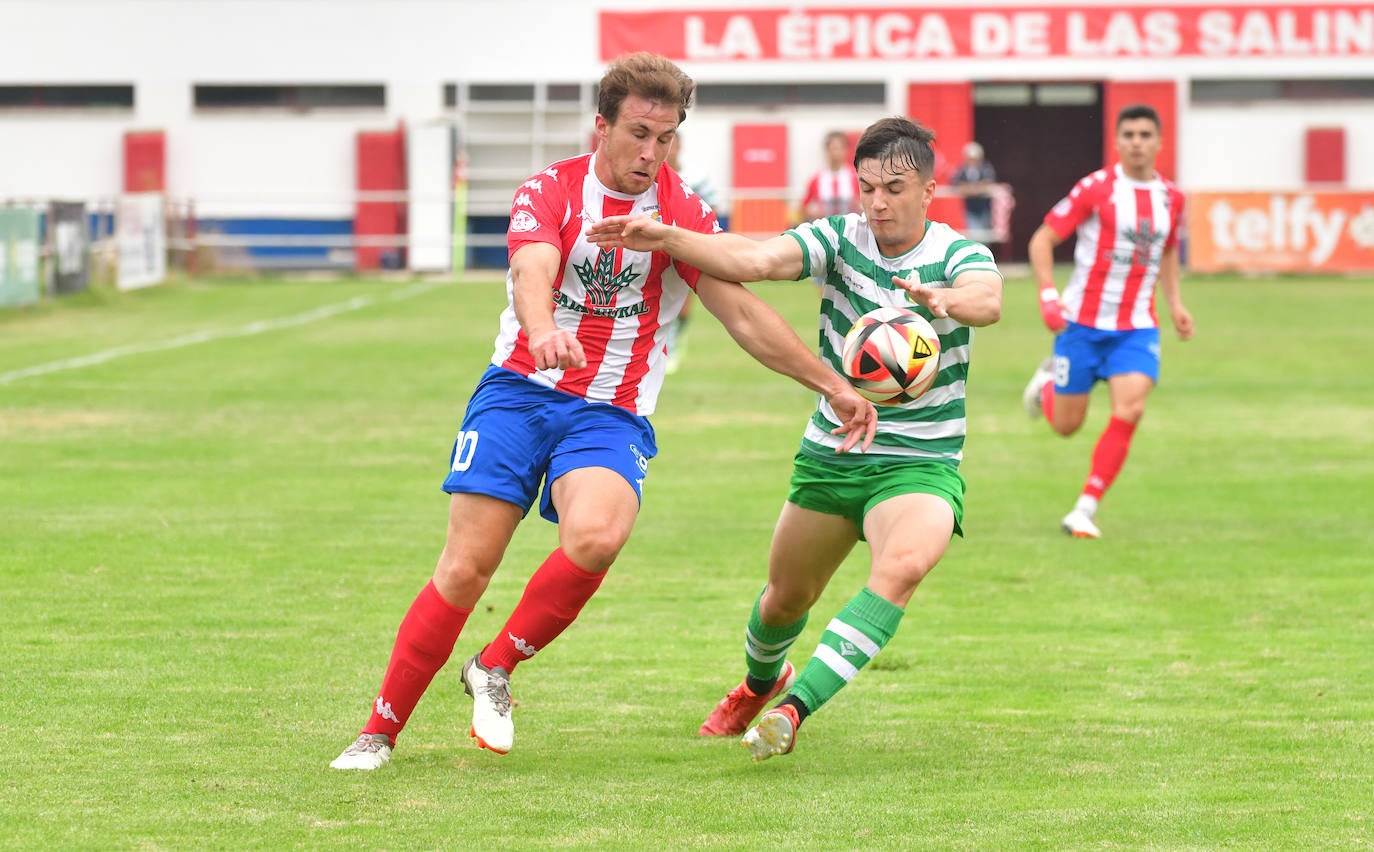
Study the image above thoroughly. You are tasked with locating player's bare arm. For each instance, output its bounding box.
[1157,246,1194,341]
[694,274,877,453]
[509,242,587,371]
[586,216,805,284]
[1027,224,1068,332]
[893,271,1003,327]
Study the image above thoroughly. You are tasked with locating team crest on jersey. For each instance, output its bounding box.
[510,210,539,233]
[572,248,641,308]
[1117,221,1166,265]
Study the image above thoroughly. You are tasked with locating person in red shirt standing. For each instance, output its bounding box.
[1022,103,1195,539]
[330,52,877,770]
[799,130,861,221]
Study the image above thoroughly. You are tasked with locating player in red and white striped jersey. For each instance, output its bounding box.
[800,131,861,220]
[331,53,876,770]
[1023,103,1195,539]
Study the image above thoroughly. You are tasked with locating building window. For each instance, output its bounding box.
[974,83,1099,107]
[446,82,587,109]
[1192,78,1374,103]
[0,85,134,110]
[193,84,385,111]
[697,82,885,107]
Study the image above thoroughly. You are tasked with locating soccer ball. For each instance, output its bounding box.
[840,306,942,405]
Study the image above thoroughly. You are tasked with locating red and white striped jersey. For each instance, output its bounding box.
[1043,163,1185,331]
[494,153,720,416]
[801,167,861,218]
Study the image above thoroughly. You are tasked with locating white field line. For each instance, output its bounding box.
[0,280,448,386]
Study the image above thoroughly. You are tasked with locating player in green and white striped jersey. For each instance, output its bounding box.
[587,116,1002,761]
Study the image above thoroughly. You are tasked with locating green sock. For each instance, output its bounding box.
[790,587,904,715]
[744,590,807,685]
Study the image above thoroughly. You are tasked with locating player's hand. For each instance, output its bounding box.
[528,327,586,371]
[892,278,950,318]
[585,215,669,252]
[1172,304,1195,341]
[825,386,878,453]
[1038,286,1068,333]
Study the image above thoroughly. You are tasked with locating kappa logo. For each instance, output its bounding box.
[838,640,859,658]
[510,210,539,233]
[513,193,534,208]
[521,178,543,192]
[509,632,538,657]
[374,695,400,723]
[542,166,559,179]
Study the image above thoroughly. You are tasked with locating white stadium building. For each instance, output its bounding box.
[1,0,1372,292]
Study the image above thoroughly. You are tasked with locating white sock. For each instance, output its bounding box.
[1074,495,1099,518]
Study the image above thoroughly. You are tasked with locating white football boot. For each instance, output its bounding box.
[330,733,393,770]
[1061,509,1102,539]
[462,654,514,754]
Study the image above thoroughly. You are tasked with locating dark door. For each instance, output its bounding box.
[974,83,1102,263]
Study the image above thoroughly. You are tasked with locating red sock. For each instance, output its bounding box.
[1082,416,1137,500]
[479,548,606,673]
[363,580,471,743]
[1040,379,1056,422]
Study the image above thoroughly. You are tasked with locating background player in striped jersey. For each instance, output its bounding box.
[331,53,877,770]
[588,116,1002,761]
[799,130,861,221]
[1022,103,1196,540]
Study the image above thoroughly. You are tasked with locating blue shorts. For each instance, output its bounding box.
[1052,323,1160,394]
[441,366,657,523]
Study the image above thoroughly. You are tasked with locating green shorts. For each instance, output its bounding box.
[786,451,966,540]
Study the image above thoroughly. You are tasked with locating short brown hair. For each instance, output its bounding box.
[854,117,936,178]
[597,52,696,126]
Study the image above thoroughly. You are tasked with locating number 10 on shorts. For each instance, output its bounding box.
[451,431,479,472]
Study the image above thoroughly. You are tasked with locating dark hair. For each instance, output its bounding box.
[853,117,936,178]
[1116,103,1161,131]
[597,52,696,126]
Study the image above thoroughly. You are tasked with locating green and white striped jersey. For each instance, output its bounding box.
[786,214,1001,466]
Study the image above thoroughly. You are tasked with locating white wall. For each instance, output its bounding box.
[3,0,1373,214]
[1182,101,1374,189]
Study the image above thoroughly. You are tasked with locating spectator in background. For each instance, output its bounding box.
[1021,103,1194,540]
[799,130,860,220]
[949,141,997,237]
[663,134,722,373]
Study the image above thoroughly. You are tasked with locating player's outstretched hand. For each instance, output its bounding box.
[529,327,587,371]
[826,387,878,453]
[585,215,669,252]
[893,278,950,318]
[1037,287,1068,333]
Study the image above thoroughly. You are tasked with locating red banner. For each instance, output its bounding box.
[600,5,1374,61]
[1188,191,1374,273]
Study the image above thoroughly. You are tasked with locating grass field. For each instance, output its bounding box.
[2,272,1372,849]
